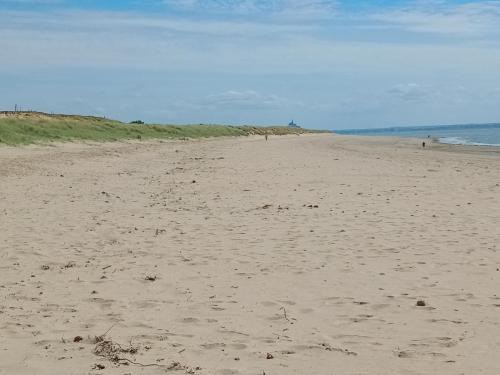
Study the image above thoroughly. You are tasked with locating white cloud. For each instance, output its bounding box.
[165,0,338,19]
[371,1,500,37]
[387,83,436,101]
[2,9,500,77]
[202,90,285,109]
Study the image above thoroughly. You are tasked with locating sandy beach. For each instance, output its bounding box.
[1,134,499,375]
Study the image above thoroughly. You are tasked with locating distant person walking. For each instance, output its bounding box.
[265,134,268,141]
[422,141,426,148]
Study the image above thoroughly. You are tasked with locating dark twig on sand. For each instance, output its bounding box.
[280,306,290,322]
[93,339,187,370]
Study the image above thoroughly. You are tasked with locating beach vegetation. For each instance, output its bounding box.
[0,112,325,145]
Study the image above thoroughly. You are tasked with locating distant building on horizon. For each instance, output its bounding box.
[288,120,300,128]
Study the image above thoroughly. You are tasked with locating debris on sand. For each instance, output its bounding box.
[93,337,191,371]
[320,343,357,356]
[416,300,426,307]
[304,204,319,208]
[93,338,138,364]
[155,228,166,236]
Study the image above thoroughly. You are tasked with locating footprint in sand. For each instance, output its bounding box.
[218,369,240,375]
[299,308,314,313]
[229,343,247,350]
[180,317,199,324]
[201,342,226,350]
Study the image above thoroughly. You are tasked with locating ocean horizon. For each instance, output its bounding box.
[335,123,500,147]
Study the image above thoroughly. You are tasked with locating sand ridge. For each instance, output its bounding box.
[1,134,499,374]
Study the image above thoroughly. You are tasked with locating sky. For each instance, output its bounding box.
[1,0,500,129]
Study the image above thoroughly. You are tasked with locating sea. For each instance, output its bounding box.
[335,123,500,147]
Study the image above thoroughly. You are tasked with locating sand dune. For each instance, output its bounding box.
[1,134,499,374]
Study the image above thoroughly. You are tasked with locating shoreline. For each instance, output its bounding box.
[333,123,500,149]
[437,138,500,148]
[331,133,500,156]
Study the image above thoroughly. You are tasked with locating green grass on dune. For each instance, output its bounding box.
[0,113,325,145]
[0,117,245,145]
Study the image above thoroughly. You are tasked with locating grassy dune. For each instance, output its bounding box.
[0,112,323,145]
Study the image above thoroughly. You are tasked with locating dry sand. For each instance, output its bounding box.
[1,134,499,375]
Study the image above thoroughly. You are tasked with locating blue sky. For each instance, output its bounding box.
[1,0,500,129]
